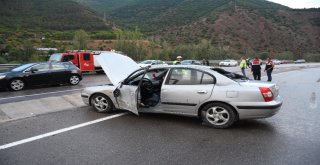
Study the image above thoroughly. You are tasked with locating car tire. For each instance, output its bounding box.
[201,102,237,129]
[69,75,80,85]
[91,94,114,113]
[9,79,25,91]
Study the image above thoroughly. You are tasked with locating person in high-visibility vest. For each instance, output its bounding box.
[239,56,247,77]
[173,56,182,65]
[251,57,262,80]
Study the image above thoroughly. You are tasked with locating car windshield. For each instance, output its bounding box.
[49,53,62,61]
[11,63,35,72]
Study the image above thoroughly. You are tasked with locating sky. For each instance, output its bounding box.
[268,0,320,9]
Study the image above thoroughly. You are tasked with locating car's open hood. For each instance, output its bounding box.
[97,52,139,86]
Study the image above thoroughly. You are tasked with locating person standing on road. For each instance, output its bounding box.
[251,57,262,80]
[173,56,182,65]
[264,57,274,81]
[202,58,206,65]
[239,56,247,77]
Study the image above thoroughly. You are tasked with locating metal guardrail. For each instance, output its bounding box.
[0,64,20,71]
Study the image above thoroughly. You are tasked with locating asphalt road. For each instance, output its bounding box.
[0,66,319,165]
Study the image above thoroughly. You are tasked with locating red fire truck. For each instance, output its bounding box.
[49,51,106,73]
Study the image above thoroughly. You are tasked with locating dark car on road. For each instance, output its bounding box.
[0,62,82,91]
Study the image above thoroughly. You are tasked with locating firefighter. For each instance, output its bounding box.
[173,56,182,65]
[251,57,262,80]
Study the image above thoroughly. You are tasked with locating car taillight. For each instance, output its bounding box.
[259,87,274,102]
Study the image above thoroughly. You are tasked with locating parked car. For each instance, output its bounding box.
[138,60,168,67]
[81,52,282,128]
[0,62,82,91]
[294,59,306,64]
[181,60,202,65]
[280,60,290,64]
[273,59,281,65]
[219,59,238,67]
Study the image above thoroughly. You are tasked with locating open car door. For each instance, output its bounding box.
[116,85,139,115]
[96,52,140,115]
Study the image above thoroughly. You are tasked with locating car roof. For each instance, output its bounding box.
[149,64,209,70]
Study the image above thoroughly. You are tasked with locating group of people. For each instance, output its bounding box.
[172,55,274,82]
[240,57,274,82]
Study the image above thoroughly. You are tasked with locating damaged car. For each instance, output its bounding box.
[81,52,282,128]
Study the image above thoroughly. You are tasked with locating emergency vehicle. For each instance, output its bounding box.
[48,50,109,73]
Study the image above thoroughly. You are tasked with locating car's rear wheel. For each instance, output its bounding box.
[91,94,113,113]
[201,103,236,128]
[69,75,80,85]
[9,79,25,91]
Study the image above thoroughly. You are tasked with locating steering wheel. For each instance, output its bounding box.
[141,78,154,96]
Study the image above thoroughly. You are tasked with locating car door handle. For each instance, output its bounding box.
[197,90,207,94]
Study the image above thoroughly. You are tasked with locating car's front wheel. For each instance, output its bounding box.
[201,103,236,128]
[9,79,25,91]
[69,75,80,85]
[91,94,114,113]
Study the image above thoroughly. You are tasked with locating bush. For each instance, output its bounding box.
[274,51,295,60]
[304,53,320,62]
[0,56,8,64]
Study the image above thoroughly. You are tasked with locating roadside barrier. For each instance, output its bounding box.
[0,64,20,71]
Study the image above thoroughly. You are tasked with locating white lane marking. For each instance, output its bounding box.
[0,89,82,101]
[0,113,127,150]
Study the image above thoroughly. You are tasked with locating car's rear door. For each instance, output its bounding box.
[50,63,69,84]
[160,68,215,115]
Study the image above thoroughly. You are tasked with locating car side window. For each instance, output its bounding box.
[62,55,74,62]
[83,53,90,61]
[166,68,199,85]
[32,64,50,71]
[52,64,66,70]
[166,68,215,85]
[201,73,215,84]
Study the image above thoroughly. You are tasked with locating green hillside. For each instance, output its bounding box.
[0,0,319,63]
[74,0,288,30]
[0,0,109,30]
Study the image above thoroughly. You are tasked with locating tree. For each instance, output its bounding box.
[73,30,89,50]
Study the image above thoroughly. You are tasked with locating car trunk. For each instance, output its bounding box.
[238,80,279,98]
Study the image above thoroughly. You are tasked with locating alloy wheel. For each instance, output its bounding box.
[10,79,25,91]
[92,95,111,113]
[205,106,230,126]
[69,75,80,85]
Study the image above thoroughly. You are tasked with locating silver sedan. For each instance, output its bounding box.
[81,52,282,128]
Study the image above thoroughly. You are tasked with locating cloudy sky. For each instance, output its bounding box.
[268,0,320,8]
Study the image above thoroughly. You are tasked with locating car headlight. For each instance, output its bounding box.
[0,75,6,80]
